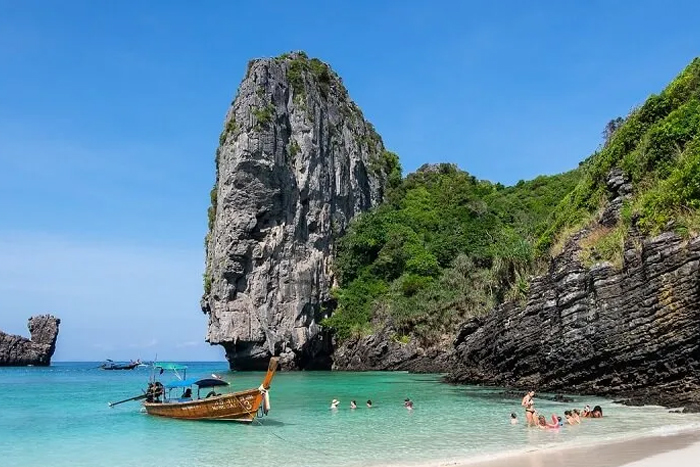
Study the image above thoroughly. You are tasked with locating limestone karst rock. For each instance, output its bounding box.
[0,315,61,366]
[202,53,397,370]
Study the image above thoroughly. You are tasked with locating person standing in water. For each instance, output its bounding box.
[521,391,536,426]
[510,413,518,425]
[350,400,357,409]
[404,398,414,410]
[366,400,373,408]
[330,399,340,410]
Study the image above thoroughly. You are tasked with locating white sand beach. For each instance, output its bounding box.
[444,430,700,467]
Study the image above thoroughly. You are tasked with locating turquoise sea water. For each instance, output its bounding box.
[2,363,700,467]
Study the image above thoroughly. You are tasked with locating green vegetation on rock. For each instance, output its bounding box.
[203,273,212,295]
[280,51,340,102]
[219,117,237,146]
[324,164,581,341]
[288,139,301,160]
[538,58,700,254]
[578,225,626,269]
[207,185,218,232]
[326,57,700,343]
[253,104,275,130]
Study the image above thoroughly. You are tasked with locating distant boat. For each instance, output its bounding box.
[100,359,141,370]
[108,358,279,422]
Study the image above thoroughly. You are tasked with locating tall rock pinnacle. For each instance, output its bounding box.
[202,52,399,370]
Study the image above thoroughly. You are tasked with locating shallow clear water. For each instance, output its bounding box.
[2,363,699,467]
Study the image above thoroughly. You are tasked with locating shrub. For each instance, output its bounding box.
[578,226,625,269]
[219,117,238,146]
[203,273,212,295]
[288,139,301,159]
[252,104,275,130]
[283,53,337,102]
[207,185,217,231]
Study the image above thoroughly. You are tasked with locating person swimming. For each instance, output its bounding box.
[510,413,518,425]
[582,405,592,418]
[350,400,357,409]
[535,415,559,430]
[565,410,580,425]
[572,409,582,423]
[536,415,560,430]
[591,405,603,418]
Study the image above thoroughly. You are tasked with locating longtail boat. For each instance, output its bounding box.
[100,359,141,370]
[109,358,279,423]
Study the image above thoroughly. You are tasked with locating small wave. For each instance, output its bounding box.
[648,422,700,437]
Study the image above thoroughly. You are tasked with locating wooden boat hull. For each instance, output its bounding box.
[142,357,278,422]
[102,364,139,370]
[144,388,264,422]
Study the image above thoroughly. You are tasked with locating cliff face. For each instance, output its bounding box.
[202,53,395,370]
[445,59,700,407]
[331,328,452,372]
[449,226,700,407]
[0,315,61,366]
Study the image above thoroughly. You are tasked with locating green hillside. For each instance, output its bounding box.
[325,164,580,342]
[324,57,700,344]
[537,57,700,261]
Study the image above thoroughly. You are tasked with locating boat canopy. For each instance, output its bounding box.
[165,378,230,389]
[154,363,188,371]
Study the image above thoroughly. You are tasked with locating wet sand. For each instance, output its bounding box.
[431,429,700,467]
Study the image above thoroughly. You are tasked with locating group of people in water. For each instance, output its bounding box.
[330,398,414,410]
[517,391,604,429]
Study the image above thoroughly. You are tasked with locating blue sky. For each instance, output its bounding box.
[1,1,699,361]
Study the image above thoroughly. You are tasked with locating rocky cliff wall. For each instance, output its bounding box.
[0,315,61,366]
[202,53,394,370]
[448,228,700,407]
[331,327,452,372]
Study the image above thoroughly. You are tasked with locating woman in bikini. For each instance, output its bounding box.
[521,391,536,426]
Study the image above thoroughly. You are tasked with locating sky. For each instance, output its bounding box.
[1,0,699,361]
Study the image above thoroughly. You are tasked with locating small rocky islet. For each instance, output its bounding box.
[0,315,60,366]
[203,51,700,410]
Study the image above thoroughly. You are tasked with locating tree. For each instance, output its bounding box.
[603,117,625,147]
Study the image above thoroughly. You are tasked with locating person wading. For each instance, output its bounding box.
[521,391,536,427]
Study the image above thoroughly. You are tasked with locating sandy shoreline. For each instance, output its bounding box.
[426,429,700,467]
